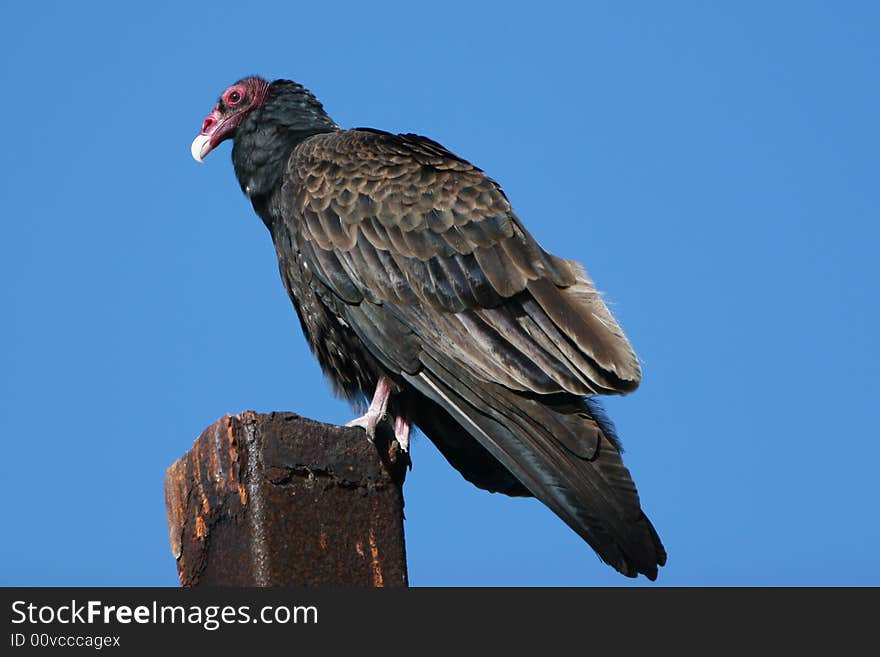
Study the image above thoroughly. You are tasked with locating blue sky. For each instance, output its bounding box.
[1,1,877,586]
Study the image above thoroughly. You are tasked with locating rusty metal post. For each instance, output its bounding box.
[164,411,408,587]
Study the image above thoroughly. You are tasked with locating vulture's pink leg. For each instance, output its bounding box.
[346,376,391,440]
[393,415,411,453]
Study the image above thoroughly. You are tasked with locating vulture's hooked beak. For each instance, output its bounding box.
[191,107,225,163]
[190,134,212,163]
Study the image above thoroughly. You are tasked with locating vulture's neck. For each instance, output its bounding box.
[232,80,338,215]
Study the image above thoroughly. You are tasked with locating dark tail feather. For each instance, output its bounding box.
[403,389,531,497]
[404,354,666,579]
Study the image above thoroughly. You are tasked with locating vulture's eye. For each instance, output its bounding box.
[228,91,242,104]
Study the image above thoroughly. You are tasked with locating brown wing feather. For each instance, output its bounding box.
[283,128,640,396]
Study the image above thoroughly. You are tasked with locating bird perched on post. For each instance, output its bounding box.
[191,76,666,579]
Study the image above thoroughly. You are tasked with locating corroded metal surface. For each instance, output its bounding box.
[164,412,408,587]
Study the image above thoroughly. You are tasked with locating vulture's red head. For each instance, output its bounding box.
[191,77,270,162]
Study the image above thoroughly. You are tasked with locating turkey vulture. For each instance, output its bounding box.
[191,76,666,580]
